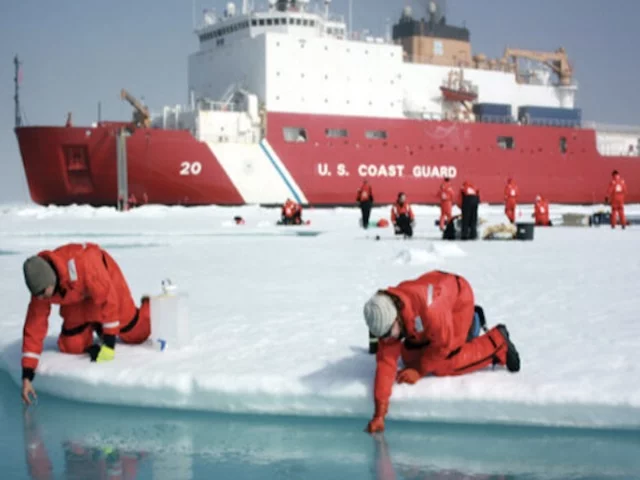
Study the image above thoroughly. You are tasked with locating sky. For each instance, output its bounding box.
[1,0,639,203]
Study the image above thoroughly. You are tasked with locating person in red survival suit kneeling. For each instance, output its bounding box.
[281,198,303,225]
[362,270,521,433]
[20,243,151,405]
[391,192,415,238]
[533,195,552,226]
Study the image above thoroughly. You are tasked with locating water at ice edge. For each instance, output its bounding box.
[0,202,639,431]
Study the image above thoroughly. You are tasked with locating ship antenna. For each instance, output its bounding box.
[14,55,22,128]
[348,0,353,39]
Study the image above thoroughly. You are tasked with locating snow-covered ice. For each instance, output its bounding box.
[0,202,638,429]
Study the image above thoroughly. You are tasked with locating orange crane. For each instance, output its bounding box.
[502,47,573,86]
[120,88,150,128]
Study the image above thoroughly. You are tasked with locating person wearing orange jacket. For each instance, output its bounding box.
[391,192,415,238]
[362,270,520,433]
[356,179,374,229]
[533,195,552,226]
[504,178,519,224]
[436,177,455,231]
[20,243,151,405]
[605,170,628,229]
[458,181,480,240]
[280,198,303,225]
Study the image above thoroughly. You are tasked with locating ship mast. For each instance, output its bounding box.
[14,55,22,128]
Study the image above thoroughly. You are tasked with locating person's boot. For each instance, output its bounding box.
[496,324,520,372]
[140,296,150,325]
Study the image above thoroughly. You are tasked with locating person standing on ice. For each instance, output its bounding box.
[605,169,628,229]
[362,270,520,433]
[435,177,455,231]
[503,177,519,224]
[20,243,151,405]
[458,181,479,240]
[356,179,374,229]
[391,192,415,238]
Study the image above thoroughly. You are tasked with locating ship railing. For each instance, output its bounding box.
[475,114,515,124]
[402,53,515,73]
[404,109,585,128]
[402,110,445,121]
[518,115,581,128]
[596,144,640,157]
[441,79,479,95]
[197,101,241,113]
[583,121,640,135]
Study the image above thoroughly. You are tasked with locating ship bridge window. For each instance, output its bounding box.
[252,19,257,26]
[267,19,273,26]
[497,136,514,150]
[284,127,307,143]
[296,18,302,25]
[325,128,348,138]
[366,130,388,140]
[560,136,567,154]
[259,19,265,26]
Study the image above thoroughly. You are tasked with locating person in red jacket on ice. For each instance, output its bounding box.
[362,270,520,433]
[436,177,455,231]
[391,192,415,238]
[533,195,552,226]
[605,169,628,229]
[504,177,519,224]
[280,198,303,225]
[20,243,151,405]
[356,179,374,229]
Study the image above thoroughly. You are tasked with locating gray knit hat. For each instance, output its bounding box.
[23,256,56,296]
[363,293,397,337]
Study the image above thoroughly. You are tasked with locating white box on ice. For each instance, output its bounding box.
[149,279,190,351]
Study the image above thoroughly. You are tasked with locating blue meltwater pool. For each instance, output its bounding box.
[1,373,639,480]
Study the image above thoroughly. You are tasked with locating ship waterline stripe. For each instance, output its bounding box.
[260,140,308,204]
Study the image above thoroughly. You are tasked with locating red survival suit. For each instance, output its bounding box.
[436,179,455,231]
[504,178,519,224]
[22,243,151,379]
[281,198,303,225]
[533,195,551,226]
[605,170,628,228]
[391,193,415,237]
[367,270,519,433]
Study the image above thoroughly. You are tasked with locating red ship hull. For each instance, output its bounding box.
[15,112,640,206]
